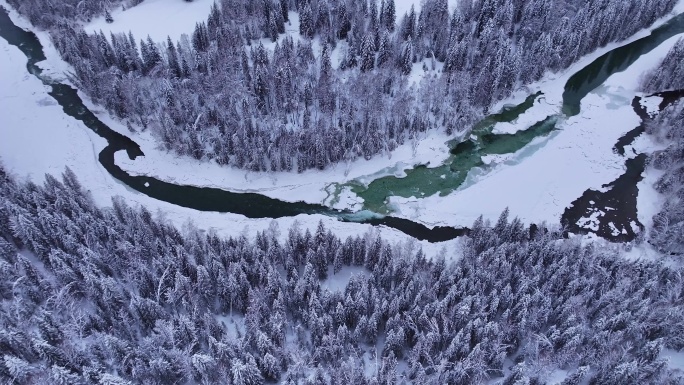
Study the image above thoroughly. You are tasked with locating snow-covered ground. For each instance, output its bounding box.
[0,33,457,259]
[114,127,451,207]
[662,349,684,374]
[640,95,664,118]
[84,0,215,42]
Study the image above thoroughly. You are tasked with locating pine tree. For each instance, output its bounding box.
[105,9,113,23]
[377,30,391,67]
[380,0,396,32]
[360,34,376,72]
[400,5,416,40]
[399,37,413,75]
[279,0,289,22]
[369,0,379,49]
[192,22,209,52]
[299,4,314,38]
[320,44,332,79]
[165,37,181,78]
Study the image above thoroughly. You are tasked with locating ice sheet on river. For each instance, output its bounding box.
[390,33,684,229]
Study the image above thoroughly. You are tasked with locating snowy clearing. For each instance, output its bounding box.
[394,0,460,20]
[321,266,369,292]
[83,0,215,43]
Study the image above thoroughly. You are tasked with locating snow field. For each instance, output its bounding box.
[84,0,215,43]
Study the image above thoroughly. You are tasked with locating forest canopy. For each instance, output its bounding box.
[0,165,683,384]
[9,0,678,172]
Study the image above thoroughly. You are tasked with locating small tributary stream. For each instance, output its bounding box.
[2,7,684,242]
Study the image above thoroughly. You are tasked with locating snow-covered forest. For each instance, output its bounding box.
[1,165,683,384]
[8,0,677,171]
[641,38,684,255]
[4,0,684,384]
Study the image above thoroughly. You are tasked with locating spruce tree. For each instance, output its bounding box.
[360,34,376,72]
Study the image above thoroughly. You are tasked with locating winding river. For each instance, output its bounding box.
[1,7,684,242]
[345,11,684,214]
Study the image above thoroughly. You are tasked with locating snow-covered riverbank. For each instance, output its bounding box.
[0,34,457,258]
[110,9,684,230]
[100,3,681,220]
[388,33,684,229]
[2,0,682,245]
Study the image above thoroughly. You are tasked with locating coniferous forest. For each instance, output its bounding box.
[1,164,684,384]
[641,38,684,255]
[3,0,684,384]
[8,0,678,171]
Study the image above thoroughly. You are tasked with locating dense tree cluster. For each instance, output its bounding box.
[648,101,684,254]
[640,39,684,255]
[642,38,684,93]
[16,0,675,172]
[1,165,683,384]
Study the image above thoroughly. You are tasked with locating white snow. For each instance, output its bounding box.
[321,266,368,292]
[491,95,558,135]
[546,368,569,385]
[636,167,667,233]
[215,314,245,340]
[662,349,684,373]
[640,96,664,118]
[608,222,621,236]
[481,153,514,166]
[394,0,460,20]
[407,58,444,86]
[84,0,215,43]
[325,185,365,211]
[114,128,452,207]
[578,210,604,232]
